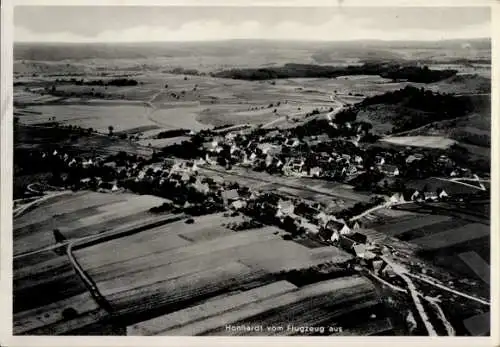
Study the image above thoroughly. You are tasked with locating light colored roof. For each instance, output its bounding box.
[222,189,239,201]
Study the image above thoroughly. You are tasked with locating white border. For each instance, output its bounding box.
[1,1,498,346]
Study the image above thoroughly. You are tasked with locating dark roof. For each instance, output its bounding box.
[326,220,345,231]
[319,228,334,240]
[345,232,368,244]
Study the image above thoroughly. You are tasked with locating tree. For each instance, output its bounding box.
[62,307,78,320]
[53,229,66,243]
[108,126,114,136]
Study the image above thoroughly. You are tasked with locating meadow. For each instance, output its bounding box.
[14,191,169,255]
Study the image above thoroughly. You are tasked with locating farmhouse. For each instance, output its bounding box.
[284,138,300,148]
[380,164,400,177]
[339,232,368,254]
[326,220,351,235]
[231,200,247,210]
[389,193,405,204]
[319,227,339,242]
[309,167,322,177]
[277,199,295,216]
[301,221,320,235]
[221,189,240,204]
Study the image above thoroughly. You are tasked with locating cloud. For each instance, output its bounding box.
[14,15,490,42]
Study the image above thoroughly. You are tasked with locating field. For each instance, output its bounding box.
[13,191,169,255]
[411,223,489,251]
[380,136,457,149]
[14,124,154,158]
[17,103,159,134]
[128,276,382,336]
[457,251,490,285]
[59,212,390,332]
[14,73,402,133]
[198,165,371,209]
[16,65,487,137]
[13,249,107,335]
[365,198,490,289]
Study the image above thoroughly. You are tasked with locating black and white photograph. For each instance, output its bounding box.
[1,2,496,341]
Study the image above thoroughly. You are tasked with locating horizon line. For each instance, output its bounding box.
[14,37,491,45]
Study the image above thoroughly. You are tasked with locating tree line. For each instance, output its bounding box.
[211,63,457,83]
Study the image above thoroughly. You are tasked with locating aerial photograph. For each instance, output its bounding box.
[12,6,491,336]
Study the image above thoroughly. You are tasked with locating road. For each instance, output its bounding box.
[407,272,490,306]
[381,256,438,336]
[326,94,345,122]
[435,177,486,191]
[13,190,72,218]
[367,269,456,336]
[66,241,113,312]
[261,93,345,129]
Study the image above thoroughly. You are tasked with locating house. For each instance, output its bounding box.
[314,211,330,226]
[221,189,240,204]
[381,164,400,176]
[381,265,397,278]
[346,220,361,230]
[284,158,305,176]
[325,220,351,235]
[301,221,320,235]
[389,192,405,204]
[347,165,358,176]
[231,200,247,210]
[265,154,274,167]
[82,158,93,168]
[294,202,317,219]
[372,259,386,274]
[375,156,385,166]
[193,180,210,194]
[319,227,339,242]
[284,138,300,148]
[180,173,191,183]
[439,189,449,199]
[103,161,117,169]
[277,199,295,215]
[309,167,322,177]
[257,143,281,155]
[339,232,368,253]
[225,132,238,141]
[424,191,438,201]
[353,244,376,259]
[410,190,421,201]
[341,154,351,161]
[98,181,114,190]
[438,155,450,163]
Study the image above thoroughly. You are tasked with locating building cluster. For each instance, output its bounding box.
[193,127,471,185]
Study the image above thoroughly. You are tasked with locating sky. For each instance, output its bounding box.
[14,6,491,42]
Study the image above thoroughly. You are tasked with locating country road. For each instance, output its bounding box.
[261,92,345,129]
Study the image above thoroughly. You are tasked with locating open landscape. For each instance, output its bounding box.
[10,5,491,339]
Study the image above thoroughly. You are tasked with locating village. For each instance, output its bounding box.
[18,121,484,297]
